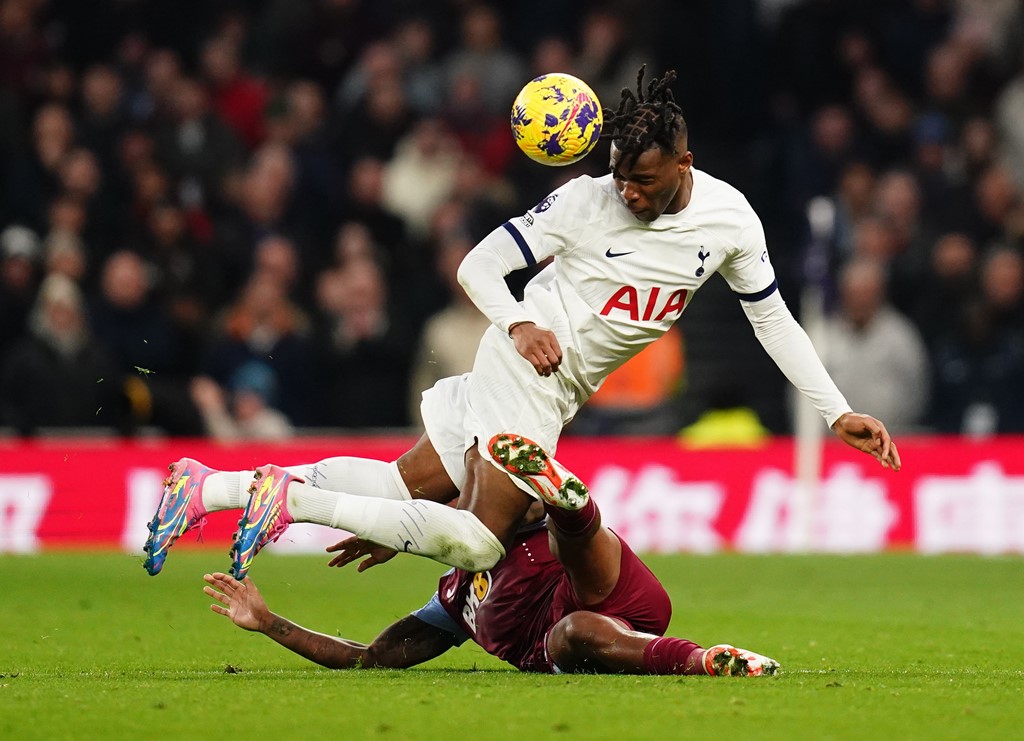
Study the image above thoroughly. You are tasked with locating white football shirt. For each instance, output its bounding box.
[458,168,851,425]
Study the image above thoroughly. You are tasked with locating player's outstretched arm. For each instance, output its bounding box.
[831,412,901,470]
[203,572,454,669]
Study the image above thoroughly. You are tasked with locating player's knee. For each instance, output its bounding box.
[555,611,607,650]
[548,611,615,670]
[450,510,506,572]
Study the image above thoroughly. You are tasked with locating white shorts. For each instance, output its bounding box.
[419,325,583,498]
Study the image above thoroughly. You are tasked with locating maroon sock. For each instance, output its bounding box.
[642,637,707,675]
[544,497,598,536]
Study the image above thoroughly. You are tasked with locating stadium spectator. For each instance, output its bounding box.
[0,0,50,97]
[6,103,75,232]
[832,162,877,259]
[819,258,930,435]
[573,9,651,108]
[338,158,408,269]
[969,163,1023,250]
[786,103,860,215]
[0,224,41,350]
[443,72,515,177]
[141,199,220,359]
[382,117,462,239]
[443,5,525,117]
[875,169,936,314]
[392,18,445,116]
[913,232,979,349]
[267,80,338,243]
[312,254,412,428]
[57,147,119,264]
[202,271,315,426]
[0,273,118,434]
[154,75,244,211]
[76,64,127,176]
[200,36,268,151]
[42,227,87,284]
[335,40,403,115]
[190,364,294,442]
[90,249,178,378]
[138,48,182,124]
[930,246,1024,435]
[334,73,414,169]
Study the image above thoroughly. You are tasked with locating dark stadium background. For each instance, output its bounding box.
[0,0,1022,555]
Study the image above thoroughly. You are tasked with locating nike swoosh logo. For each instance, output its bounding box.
[605,248,635,258]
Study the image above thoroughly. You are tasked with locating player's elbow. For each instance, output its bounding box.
[456,255,476,294]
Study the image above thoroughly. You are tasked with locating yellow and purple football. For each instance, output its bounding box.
[510,73,602,166]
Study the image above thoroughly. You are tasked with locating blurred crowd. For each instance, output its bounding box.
[0,0,1022,439]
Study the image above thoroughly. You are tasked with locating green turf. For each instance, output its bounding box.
[1,551,1022,740]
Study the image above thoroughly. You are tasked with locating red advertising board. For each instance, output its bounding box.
[1,436,1022,554]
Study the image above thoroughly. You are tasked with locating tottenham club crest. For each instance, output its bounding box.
[696,247,710,277]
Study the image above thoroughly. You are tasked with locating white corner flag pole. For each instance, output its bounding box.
[792,196,835,552]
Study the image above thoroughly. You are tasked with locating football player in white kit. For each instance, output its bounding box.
[143,67,901,580]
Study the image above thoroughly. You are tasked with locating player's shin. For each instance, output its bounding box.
[642,636,708,675]
[322,491,506,571]
[286,457,411,501]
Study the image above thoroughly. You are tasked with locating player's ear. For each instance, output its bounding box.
[678,150,693,173]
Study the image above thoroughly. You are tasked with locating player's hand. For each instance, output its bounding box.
[831,412,902,471]
[203,572,270,631]
[510,322,563,376]
[326,536,398,572]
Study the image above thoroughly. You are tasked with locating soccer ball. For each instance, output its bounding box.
[510,73,603,166]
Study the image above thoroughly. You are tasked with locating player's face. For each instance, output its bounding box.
[610,142,693,222]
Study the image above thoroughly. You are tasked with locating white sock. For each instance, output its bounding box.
[201,471,249,512]
[202,457,409,514]
[286,481,505,571]
[285,457,410,500]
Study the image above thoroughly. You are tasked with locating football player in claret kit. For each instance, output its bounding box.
[204,448,779,677]
[143,66,900,587]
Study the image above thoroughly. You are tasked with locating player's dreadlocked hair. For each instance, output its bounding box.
[601,65,686,164]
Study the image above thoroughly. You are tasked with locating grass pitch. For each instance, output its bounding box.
[2,549,1022,740]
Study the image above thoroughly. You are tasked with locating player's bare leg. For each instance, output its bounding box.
[458,444,535,550]
[393,434,460,503]
[547,612,778,676]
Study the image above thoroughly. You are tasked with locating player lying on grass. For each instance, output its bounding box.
[203,442,779,676]
[143,64,900,583]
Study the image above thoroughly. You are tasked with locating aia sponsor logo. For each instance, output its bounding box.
[600,286,688,321]
[462,570,493,633]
